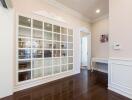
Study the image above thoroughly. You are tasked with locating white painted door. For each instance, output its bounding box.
[81,37,88,66]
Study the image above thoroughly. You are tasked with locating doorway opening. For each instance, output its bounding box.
[80,31,91,70]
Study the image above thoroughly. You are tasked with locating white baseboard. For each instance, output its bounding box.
[14,70,79,92]
[93,68,108,73]
[108,85,132,99]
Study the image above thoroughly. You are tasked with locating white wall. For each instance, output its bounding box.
[91,17,109,73]
[109,0,132,99]
[0,4,14,98]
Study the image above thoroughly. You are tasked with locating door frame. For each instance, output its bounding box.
[79,27,91,70]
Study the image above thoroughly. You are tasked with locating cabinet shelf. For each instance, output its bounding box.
[18,69,31,73]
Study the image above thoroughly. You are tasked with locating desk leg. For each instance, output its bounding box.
[91,61,94,72]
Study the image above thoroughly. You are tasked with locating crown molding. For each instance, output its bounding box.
[91,14,109,23]
[44,0,91,23]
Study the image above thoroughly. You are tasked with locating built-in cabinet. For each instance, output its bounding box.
[17,15,74,83]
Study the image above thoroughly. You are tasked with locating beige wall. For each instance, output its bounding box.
[11,0,92,93]
[109,0,132,59]
[11,0,91,75]
[0,0,91,98]
[92,17,109,58]
[12,0,91,30]
[91,17,109,73]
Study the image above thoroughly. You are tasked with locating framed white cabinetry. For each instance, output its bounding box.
[16,15,74,84]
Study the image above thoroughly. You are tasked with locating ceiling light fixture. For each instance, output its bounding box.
[96,9,101,13]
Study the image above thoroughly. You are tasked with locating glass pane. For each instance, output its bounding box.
[68,36,73,42]
[18,61,31,70]
[53,66,60,74]
[61,65,67,72]
[44,31,52,40]
[68,43,73,49]
[44,23,52,31]
[68,50,73,56]
[33,20,43,29]
[68,29,73,36]
[44,67,52,76]
[61,50,67,57]
[44,41,52,49]
[32,50,43,58]
[53,25,60,33]
[68,57,73,63]
[32,59,43,68]
[19,38,31,48]
[18,27,31,37]
[33,30,43,39]
[32,39,43,48]
[61,27,67,34]
[54,34,60,41]
[53,50,60,57]
[44,58,52,67]
[19,16,31,27]
[68,64,73,70]
[44,50,52,58]
[61,35,67,42]
[19,71,31,82]
[32,69,43,79]
[53,42,60,49]
[61,42,67,49]
[61,57,67,64]
[53,58,60,65]
[19,49,31,59]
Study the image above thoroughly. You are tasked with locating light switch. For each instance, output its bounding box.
[113,42,121,50]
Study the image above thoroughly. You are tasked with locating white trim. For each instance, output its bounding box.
[33,11,67,24]
[80,27,91,34]
[45,0,91,23]
[14,70,78,92]
[108,58,132,99]
[79,27,91,70]
[92,14,109,23]
[109,57,132,62]
[93,68,108,73]
[108,85,132,99]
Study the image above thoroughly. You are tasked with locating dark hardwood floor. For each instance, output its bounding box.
[1,69,131,100]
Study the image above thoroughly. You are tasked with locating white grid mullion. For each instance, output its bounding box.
[31,18,33,80]
[52,24,54,75]
[59,27,61,73]
[67,28,68,71]
[60,27,62,72]
[42,21,44,77]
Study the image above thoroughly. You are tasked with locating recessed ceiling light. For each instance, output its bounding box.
[96,9,101,13]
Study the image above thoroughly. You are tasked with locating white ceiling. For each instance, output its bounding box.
[55,0,109,21]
